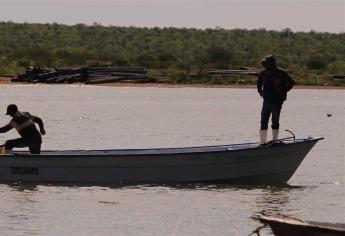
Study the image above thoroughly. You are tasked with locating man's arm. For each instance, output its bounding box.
[32,116,46,135]
[257,72,264,97]
[0,124,13,133]
[284,72,295,92]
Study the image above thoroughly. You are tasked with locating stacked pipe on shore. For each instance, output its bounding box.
[11,66,156,84]
[208,67,260,76]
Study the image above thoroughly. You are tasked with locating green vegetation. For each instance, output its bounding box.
[0,21,344,85]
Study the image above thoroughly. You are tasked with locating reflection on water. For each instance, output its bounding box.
[2,180,305,192]
[4,183,40,192]
[0,85,344,236]
[254,186,308,215]
[1,182,313,236]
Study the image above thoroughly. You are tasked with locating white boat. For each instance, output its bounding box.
[0,137,322,184]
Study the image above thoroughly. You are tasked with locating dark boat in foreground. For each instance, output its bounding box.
[258,214,345,236]
[0,137,322,184]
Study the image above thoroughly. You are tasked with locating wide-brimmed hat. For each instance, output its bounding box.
[260,55,276,65]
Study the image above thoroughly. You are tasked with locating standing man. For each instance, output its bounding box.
[257,55,294,144]
[0,104,46,154]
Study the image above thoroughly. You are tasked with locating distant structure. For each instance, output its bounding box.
[331,75,345,84]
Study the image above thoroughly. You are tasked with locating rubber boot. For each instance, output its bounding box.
[260,130,268,144]
[272,129,279,141]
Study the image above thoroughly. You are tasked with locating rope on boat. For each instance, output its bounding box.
[259,130,296,147]
[285,129,296,142]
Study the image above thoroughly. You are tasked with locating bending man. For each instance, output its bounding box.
[257,55,294,144]
[0,104,46,154]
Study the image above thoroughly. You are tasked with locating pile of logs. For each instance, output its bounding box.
[11,66,156,84]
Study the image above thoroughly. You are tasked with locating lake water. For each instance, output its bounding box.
[0,84,344,235]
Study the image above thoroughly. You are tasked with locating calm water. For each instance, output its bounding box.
[0,84,344,236]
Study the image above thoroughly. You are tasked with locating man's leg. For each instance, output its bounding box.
[5,138,27,153]
[271,102,283,140]
[29,143,41,154]
[260,102,271,144]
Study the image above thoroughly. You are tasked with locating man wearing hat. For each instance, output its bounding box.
[257,55,294,144]
[0,104,46,154]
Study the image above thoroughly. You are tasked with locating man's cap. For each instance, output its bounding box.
[260,55,276,65]
[6,104,18,115]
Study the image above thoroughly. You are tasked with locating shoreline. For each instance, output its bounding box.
[1,77,344,89]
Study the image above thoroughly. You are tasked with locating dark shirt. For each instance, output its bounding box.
[262,71,275,101]
[9,111,42,143]
[257,67,294,102]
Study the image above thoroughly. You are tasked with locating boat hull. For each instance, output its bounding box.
[259,215,345,236]
[0,138,321,184]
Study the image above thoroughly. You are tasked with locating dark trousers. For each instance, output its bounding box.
[5,138,42,154]
[260,101,283,130]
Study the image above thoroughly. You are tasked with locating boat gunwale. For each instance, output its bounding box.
[259,215,345,234]
[1,137,323,158]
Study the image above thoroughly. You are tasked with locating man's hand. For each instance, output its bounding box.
[40,129,46,135]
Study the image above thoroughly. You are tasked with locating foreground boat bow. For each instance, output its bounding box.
[258,214,345,236]
[0,137,323,184]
